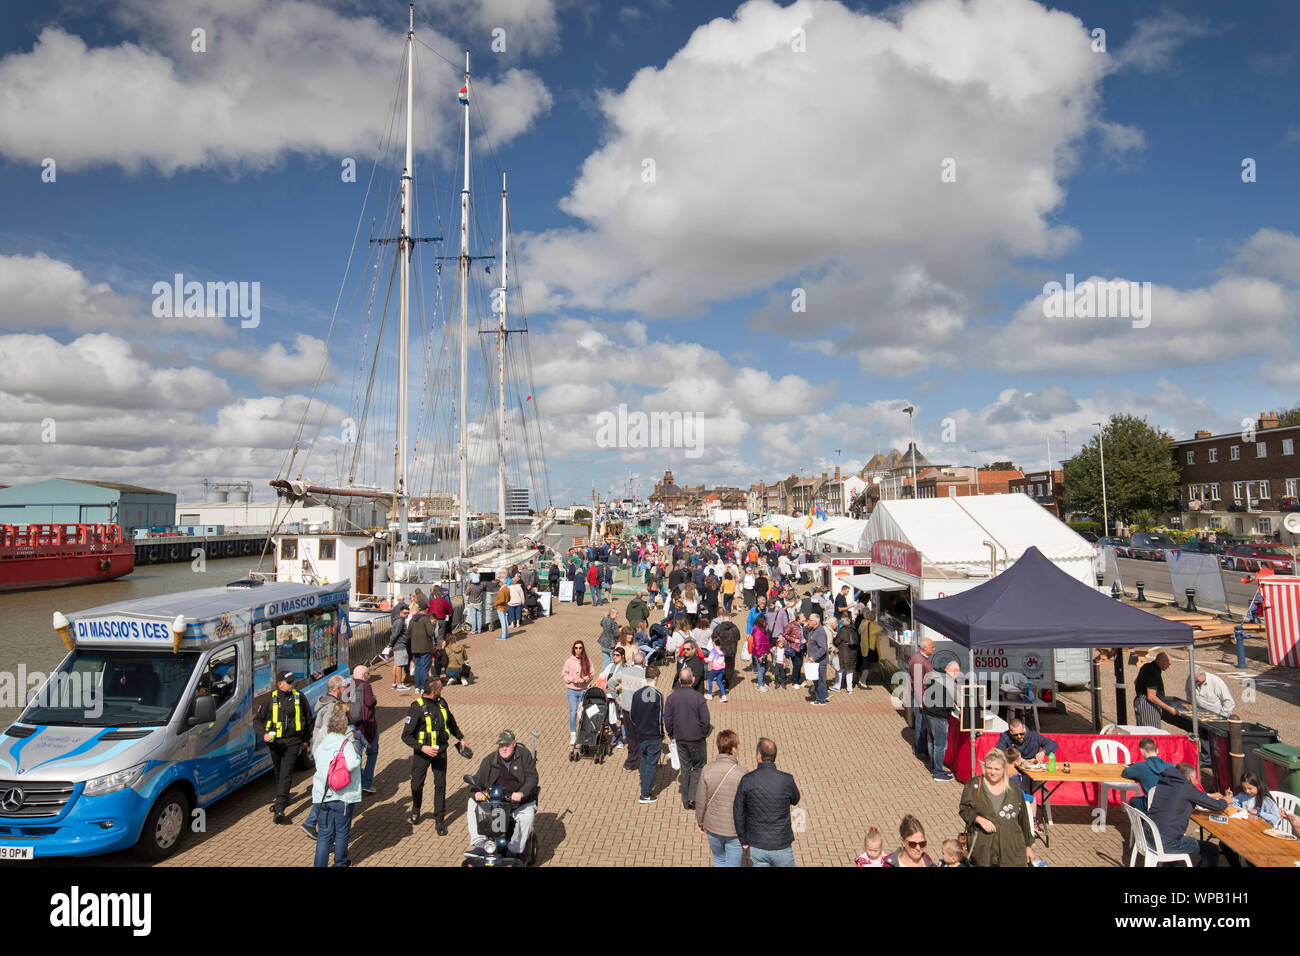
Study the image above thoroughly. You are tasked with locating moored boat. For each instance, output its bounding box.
[0,523,134,592]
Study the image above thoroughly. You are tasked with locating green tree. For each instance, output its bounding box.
[1278,406,1300,427]
[573,508,591,521]
[981,460,1018,471]
[1062,414,1180,530]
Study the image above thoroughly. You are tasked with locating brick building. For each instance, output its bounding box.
[1008,469,1065,518]
[1170,412,1300,538]
[916,467,1024,499]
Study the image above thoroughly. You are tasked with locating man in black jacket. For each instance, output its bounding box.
[630,667,664,804]
[712,612,742,691]
[664,670,711,810]
[733,737,800,866]
[400,677,467,835]
[466,730,538,857]
[259,671,315,824]
[1147,762,1228,866]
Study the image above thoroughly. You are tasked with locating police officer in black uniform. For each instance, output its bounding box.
[260,670,314,823]
[401,676,467,835]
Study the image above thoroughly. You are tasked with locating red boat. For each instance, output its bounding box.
[0,523,135,592]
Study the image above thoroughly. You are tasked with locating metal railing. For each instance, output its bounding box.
[347,616,394,668]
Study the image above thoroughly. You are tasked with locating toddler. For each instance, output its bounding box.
[706,643,727,701]
[854,827,885,867]
[938,838,968,867]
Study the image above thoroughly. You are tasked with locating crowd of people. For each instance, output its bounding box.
[255,517,1300,868]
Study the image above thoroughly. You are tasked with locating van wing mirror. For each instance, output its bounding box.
[190,694,217,726]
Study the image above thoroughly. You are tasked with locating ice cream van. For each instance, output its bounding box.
[0,579,350,860]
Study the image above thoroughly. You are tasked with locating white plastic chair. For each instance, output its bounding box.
[1100,723,1118,735]
[1123,802,1192,867]
[1091,739,1141,828]
[1271,790,1299,836]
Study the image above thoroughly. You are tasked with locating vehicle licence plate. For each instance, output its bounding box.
[0,846,33,860]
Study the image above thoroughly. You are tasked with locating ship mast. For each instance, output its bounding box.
[458,52,470,555]
[396,3,415,562]
[497,174,508,533]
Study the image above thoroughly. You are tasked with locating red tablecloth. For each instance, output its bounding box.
[943,720,1198,803]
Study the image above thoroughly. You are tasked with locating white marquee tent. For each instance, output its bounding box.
[864,496,1096,584]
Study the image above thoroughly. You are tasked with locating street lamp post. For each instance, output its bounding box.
[902,405,917,499]
[1093,421,1110,537]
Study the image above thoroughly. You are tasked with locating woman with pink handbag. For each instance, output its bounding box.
[311,706,362,866]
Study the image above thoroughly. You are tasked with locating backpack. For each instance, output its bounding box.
[327,734,353,792]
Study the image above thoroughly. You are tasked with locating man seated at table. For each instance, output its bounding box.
[995,719,1058,766]
[1120,737,1174,814]
[1185,669,1235,719]
[1146,762,1228,867]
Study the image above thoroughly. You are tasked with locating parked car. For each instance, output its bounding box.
[1095,536,1131,559]
[1177,539,1225,556]
[1077,530,1100,544]
[1128,532,1179,561]
[1223,543,1295,574]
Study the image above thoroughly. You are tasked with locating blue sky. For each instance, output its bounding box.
[0,0,1297,510]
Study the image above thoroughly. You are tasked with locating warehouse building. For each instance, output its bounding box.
[0,478,176,533]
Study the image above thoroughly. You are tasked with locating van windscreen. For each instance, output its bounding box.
[19,650,200,728]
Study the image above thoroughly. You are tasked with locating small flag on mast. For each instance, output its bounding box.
[458,85,469,105]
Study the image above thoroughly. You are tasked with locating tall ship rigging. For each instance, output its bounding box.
[258,6,553,615]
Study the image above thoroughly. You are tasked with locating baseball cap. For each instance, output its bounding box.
[496,730,517,746]
[276,670,295,684]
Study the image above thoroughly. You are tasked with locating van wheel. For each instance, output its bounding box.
[134,789,190,861]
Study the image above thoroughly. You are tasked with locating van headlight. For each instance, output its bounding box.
[83,763,146,796]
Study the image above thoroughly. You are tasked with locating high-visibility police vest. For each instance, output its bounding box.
[266,689,305,739]
[413,696,451,747]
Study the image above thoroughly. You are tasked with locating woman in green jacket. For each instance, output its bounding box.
[958,748,1034,867]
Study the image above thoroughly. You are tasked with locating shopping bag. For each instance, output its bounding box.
[803,661,820,682]
[668,739,681,770]
[740,639,752,663]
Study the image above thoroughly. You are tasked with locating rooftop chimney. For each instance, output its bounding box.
[1194,429,1211,439]
[1260,411,1280,431]
[834,465,841,479]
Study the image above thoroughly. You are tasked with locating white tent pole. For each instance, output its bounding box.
[1188,639,1200,776]
[969,646,977,782]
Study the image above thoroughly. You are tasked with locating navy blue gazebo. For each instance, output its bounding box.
[913,547,1198,758]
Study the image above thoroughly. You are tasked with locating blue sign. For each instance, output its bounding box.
[256,588,349,622]
[74,618,173,642]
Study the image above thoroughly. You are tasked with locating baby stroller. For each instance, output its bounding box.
[569,685,616,764]
[523,588,542,623]
[644,622,671,667]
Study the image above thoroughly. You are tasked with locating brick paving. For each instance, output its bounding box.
[41,594,1282,869]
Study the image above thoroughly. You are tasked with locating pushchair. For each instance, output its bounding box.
[644,622,671,667]
[569,685,616,764]
[523,588,542,622]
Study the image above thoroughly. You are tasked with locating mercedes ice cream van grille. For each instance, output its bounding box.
[0,780,76,818]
